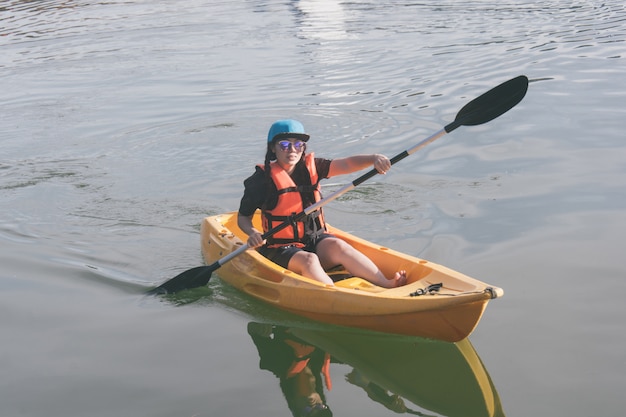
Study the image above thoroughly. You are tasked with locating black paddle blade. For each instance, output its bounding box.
[445,75,529,133]
[146,264,216,295]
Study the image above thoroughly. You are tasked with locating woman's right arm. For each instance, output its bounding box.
[237,213,265,248]
[238,168,267,248]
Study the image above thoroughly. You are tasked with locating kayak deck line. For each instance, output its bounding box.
[334,277,502,300]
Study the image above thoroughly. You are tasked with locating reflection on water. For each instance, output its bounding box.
[293,0,351,42]
[248,322,334,417]
[247,322,504,417]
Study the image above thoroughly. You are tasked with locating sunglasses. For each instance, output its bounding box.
[276,140,306,152]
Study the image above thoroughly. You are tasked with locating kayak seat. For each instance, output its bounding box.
[326,265,386,293]
[326,265,352,282]
[335,277,386,293]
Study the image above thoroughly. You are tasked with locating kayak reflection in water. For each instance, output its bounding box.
[248,321,440,417]
[344,369,436,416]
[237,119,407,288]
[248,322,333,417]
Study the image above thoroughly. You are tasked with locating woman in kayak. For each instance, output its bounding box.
[237,119,407,288]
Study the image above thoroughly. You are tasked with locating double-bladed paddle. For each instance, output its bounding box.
[147,75,529,295]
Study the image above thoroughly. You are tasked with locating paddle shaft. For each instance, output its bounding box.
[310,127,448,206]
[151,75,528,294]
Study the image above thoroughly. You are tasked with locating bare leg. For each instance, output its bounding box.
[287,250,334,285]
[315,237,407,288]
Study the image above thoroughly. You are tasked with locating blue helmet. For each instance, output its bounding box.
[267,119,310,143]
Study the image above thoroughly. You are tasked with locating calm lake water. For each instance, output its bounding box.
[1,1,625,416]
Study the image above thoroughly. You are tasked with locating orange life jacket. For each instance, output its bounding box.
[260,153,326,248]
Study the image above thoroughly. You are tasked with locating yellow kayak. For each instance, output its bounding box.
[201,211,503,342]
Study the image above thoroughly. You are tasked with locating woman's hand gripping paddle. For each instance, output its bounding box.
[147,75,529,295]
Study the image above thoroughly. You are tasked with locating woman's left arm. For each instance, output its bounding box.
[328,154,391,177]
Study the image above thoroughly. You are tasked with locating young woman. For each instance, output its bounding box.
[237,119,406,287]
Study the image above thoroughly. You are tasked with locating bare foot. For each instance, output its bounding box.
[393,270,407,287]
[381,270,406,288]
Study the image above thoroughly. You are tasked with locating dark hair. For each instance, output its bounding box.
[264,146,275,200]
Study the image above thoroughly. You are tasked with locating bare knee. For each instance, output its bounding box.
[288,251,333,285]
[289,251,323,274]
[317,237,356,266]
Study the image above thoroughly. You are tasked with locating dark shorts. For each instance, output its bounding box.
[258,233,334,269]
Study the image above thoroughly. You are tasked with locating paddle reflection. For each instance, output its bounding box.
[247,322,505,417]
